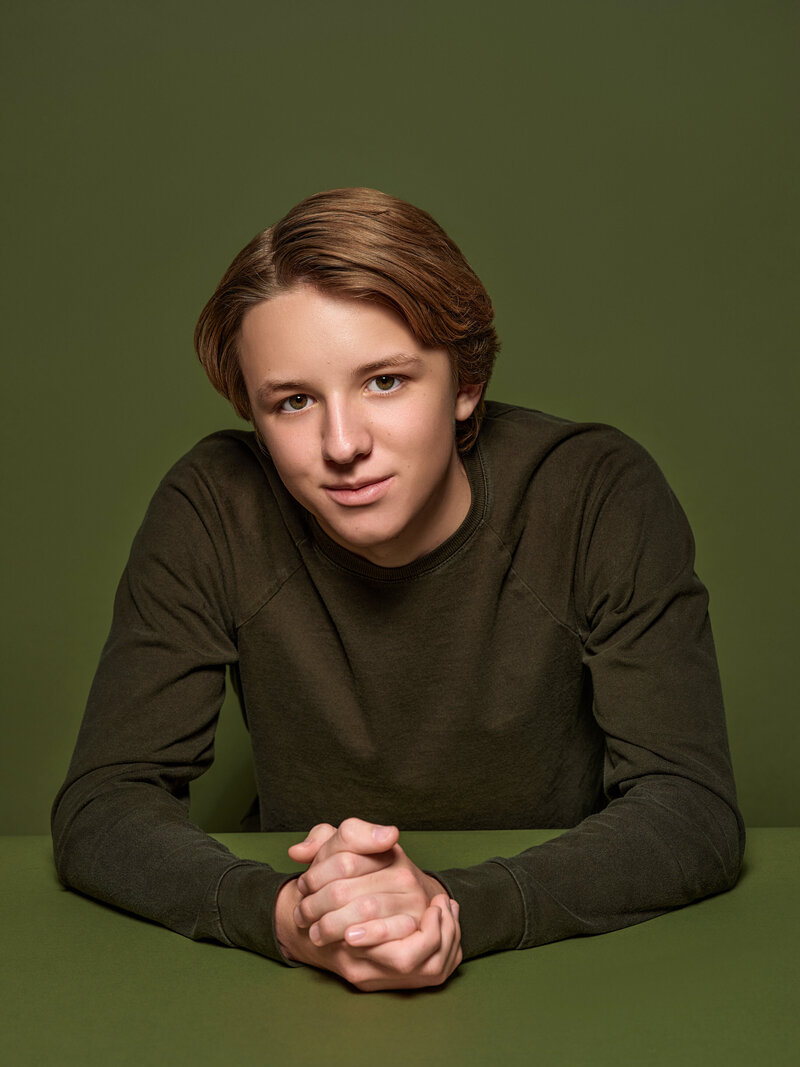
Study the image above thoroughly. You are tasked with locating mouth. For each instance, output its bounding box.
[323,476,393,506]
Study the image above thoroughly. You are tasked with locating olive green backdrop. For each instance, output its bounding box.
[2,1,797,834]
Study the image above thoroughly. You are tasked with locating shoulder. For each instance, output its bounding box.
[160,429,266,494]
[480,401,655,470]
[478,403,697,631]
[134,430,306,624]
[477,401,669,524]
[157,429,299,525]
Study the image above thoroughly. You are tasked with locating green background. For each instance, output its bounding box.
[1,0,797,834]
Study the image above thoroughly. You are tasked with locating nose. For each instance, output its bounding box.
[321,398,372,465]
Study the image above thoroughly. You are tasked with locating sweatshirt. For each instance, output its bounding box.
[52,402,744,962]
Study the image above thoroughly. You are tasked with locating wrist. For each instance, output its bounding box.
[421,872,447,902]
[274,878,304,962]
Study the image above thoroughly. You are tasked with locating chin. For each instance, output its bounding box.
[322,516,405,553]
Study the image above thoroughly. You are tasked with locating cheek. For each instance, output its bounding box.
[260,427,314,481]
[406,397,457,452]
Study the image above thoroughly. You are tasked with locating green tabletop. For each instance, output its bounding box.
[2,830,797,1066]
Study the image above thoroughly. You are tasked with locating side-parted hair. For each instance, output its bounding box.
[194,187,499,450]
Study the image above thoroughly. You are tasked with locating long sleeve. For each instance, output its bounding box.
[53,416,745,967]
[51,444,292,961]
[437,429,744,960]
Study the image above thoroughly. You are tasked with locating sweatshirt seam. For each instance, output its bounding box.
[488,857,530,950]
[235,554,310,630]
[215,860,300,964]
[213,860,254,946]
[482,520,582,641]
[573,437,694,641]
[186,434,311,633]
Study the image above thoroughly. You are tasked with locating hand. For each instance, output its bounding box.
[290,817,445,948]
[276,878,462,991]
[275,818,462,990]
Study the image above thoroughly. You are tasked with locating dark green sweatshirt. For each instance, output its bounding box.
[52,403,744,962]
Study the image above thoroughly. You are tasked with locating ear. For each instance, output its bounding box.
[454,382,483,422]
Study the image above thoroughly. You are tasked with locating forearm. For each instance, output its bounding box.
[52,771,292,960]
[438,775,744,958]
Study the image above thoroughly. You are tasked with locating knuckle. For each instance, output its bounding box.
[392,947,416,976]
[394,867,418,890]
[297,898,314,923]
[339,817,362,844]
[310,822,334,839]
[337,853,355,879]
[397,955,417,977]
[399,914,416,937]
[356,895,379,921]
[302,869,320,893]
[329,880,349,908]
[317,915,336,941]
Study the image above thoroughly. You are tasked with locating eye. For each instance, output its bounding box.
[368,375,402,393]
[280,394,311,412]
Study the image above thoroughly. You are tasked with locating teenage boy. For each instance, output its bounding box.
[53,188,743,991]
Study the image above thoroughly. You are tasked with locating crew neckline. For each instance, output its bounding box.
[309,445,488,582]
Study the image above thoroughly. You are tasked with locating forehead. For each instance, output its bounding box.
[239,286,420,365]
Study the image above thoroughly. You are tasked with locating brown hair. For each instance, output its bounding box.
[194,187,499,450]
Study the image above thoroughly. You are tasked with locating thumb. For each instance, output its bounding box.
[287,822,337,862]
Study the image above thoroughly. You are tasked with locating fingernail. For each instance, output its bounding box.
[347,927,366,942]
[372,825,393,842]
[293,906,304,927]
[309,923,321,945]
[296,877,307,894]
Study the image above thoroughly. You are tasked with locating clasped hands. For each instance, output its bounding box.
[274,818,462,991]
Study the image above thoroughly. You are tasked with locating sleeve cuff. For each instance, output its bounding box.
[216,862,301,965]
[434,859,526,960]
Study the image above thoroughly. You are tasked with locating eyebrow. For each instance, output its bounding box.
[254,353,426,406]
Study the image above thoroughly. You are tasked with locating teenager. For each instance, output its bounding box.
[53,188,743,991]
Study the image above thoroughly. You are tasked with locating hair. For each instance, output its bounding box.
[194,187,499,450]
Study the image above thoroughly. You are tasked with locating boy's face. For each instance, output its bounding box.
[238,285,482,567]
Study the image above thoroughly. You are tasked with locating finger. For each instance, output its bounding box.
[287,823,337,862]
[297,848,395,896]
[344,913,419,948]
[414,895,459,980]
[306,890,421,945]
[295,865,427,929]
[439,898,463,976]
[336,899,461,992]
[293,819,399,896]
[364,898,445,973]
[321,818,399,860]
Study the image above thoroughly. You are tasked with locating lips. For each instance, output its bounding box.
[323,475,393,506]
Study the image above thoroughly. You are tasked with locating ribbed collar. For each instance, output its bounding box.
[309,445,488,582]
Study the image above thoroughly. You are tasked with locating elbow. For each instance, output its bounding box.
[50,788,76,887]
[698,793,745,899]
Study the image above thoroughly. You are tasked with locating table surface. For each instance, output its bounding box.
[2,829,798,1066]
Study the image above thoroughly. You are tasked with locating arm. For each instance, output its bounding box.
[291,437,744,962]
[438,436,744,958]
[51,449,293,961]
